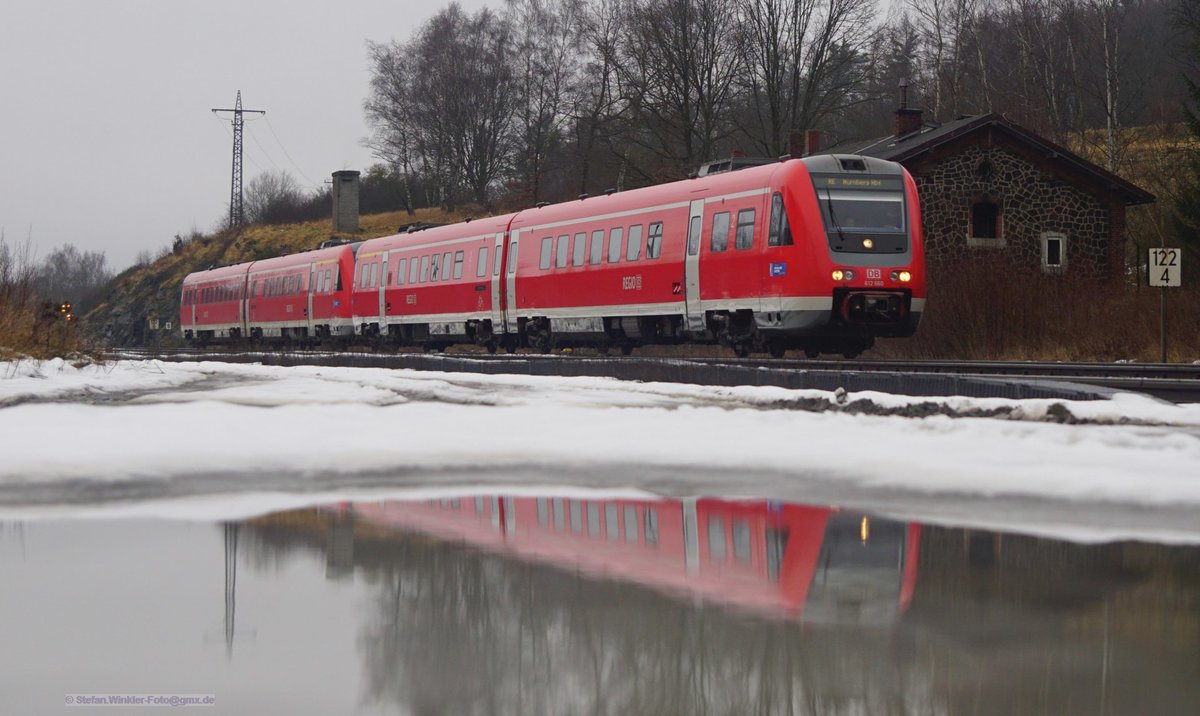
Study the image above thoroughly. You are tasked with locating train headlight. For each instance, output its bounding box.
[832,270,844,281]
[889,270,913,282]
[842,269,855,281]
[862,239,874,249]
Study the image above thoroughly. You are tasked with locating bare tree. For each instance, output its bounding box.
[506,0,584,203]
[738,0,881,155]
[244,171,306,225]
[620,0,745,174]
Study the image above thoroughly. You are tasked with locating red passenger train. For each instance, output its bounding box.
[344,495,921,624]
[182,154,925,357]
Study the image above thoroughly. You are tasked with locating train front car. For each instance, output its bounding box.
[769,155,926,358]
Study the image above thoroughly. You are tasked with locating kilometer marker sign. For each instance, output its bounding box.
[1149,248,1181,288]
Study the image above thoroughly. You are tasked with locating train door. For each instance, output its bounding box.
[239,276,249,337]
[307,263,316,336]
[684,199,705,332]
[378,250,389,322]
[491,232,506,332]
[504,230,520,333]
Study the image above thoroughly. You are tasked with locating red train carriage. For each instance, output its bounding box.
[348,495,921,623]
[180,244,357,344]
[180,261,253,341]
[245,244,357,342]
[350,214,515,350]
[506,154,924,357]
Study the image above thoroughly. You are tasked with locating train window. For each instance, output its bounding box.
[474,496,485,514]
[326,269,333,292]
[442,252,453,281]
[536,498,548,527]
[453,251,464,279]
[708,516,727,562]
[494,246,503,276]
[710,212,730,252]
[589,230,604,264]
[624,506,638,542]
[608,227,623,263]
[334,267,342,291]
[540,237,553,270]
[397,258,407,286]
[430,253,441,281]
[647,222,663,258]
[587,503,601,537]
[735,208,756,250]
[476,247,488,277]
[644,507,659,546]
[766,528,789,582]
[626,225,643,261]
[370,263,378,289]
[687,215,701,256]
[420,255,430,282]
[553,498,565,530]
[409,257,420,284]
[354,264,363,289]
[569,500,583,532]
[573,233,586,266]
[507,241,517,274]
[732,519,751,563]
[768,193,794,246]
[605,504,619,540]
[555,235,569,268]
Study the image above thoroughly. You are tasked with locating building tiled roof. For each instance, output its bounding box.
[818,113,1154,206]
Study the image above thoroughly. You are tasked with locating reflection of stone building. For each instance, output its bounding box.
[819,99,1154,280]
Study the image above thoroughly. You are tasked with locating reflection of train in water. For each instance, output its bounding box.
[346,495,921,624]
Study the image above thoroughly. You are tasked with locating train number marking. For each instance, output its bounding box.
[622,274,643,290]
[406,294,417,305]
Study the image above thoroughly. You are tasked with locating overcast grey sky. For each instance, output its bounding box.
[0,0,488,271]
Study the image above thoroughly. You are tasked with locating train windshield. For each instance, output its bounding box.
[818,190,905,234]
[811,173,909,254]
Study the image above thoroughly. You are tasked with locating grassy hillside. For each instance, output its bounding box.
[86,208,466,347]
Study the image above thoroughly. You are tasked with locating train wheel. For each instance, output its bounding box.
[767,340,786,359]
[733,343,751,358]
[486,340,498,354]
[620,343,634,356]
[804,347,820,359]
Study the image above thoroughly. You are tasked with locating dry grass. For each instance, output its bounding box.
[0,236,89,359]
[873,256,1200,362]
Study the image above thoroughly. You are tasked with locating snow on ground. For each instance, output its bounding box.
[1,358,1199,542]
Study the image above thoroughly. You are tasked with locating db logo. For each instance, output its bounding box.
[867,268,882,280]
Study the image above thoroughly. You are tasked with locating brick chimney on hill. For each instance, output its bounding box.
[894,79,923,137]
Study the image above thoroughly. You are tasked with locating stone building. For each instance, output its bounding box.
[817,102,1154,280]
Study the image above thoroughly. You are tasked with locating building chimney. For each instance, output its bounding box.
[805,130,821,155]
[787,131,805,159]
[331,170,360,233]
[894,78,923,137]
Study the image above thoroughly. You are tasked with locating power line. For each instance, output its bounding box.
[211,91,265,229]
[263,116,321,189]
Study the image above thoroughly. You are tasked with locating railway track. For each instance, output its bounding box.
[104,347,1200,404]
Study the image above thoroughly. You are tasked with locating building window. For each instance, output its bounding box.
[970,199,1002,241]
[1041,232,1067,273]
